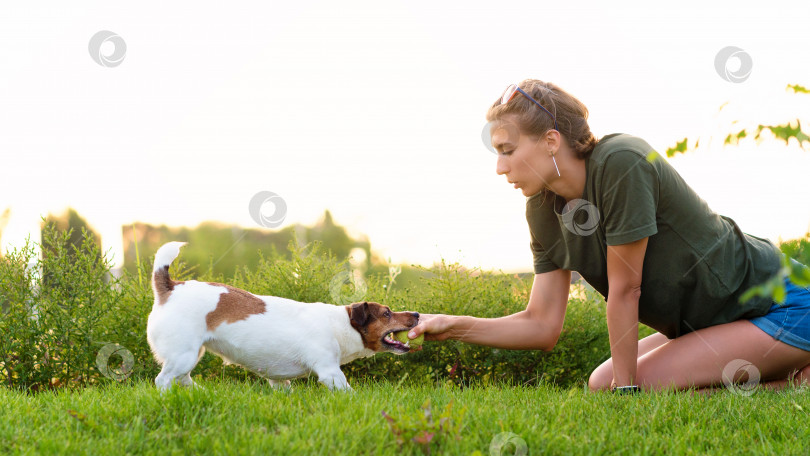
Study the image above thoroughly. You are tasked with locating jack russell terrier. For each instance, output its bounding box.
[146,242,420,391]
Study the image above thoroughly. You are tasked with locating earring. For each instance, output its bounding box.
[551,154,561,177]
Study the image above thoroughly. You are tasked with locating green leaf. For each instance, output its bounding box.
[724,129,748,146]
[665,138,689,158]
[787,84,810,94]
[789,261,810,287]
[773,284,787,304]
[788,274,810,288]
[738,286,759,304]
[762,119,810,149]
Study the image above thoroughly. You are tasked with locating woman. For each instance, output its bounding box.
[407,79,810,394]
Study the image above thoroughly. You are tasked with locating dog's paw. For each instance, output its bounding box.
[268,379,292,391]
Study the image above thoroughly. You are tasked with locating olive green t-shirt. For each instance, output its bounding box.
[526,133,783,339]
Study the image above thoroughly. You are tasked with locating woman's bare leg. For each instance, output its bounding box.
[691,364,810,397]
[589,320,810,393]
[597,320,810,393]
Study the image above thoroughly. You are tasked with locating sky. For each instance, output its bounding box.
[1,0,809,273]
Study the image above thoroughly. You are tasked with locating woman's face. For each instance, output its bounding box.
[491,114,555,197]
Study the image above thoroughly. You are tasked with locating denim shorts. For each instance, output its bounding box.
[749,275,810,352]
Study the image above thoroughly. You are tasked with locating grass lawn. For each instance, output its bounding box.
[1,377,808,455]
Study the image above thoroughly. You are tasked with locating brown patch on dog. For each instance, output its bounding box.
[153,266,183,305]
[346,301,419,352]
[205,283,267,331]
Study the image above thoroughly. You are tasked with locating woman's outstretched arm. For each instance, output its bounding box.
[408,269,572,350]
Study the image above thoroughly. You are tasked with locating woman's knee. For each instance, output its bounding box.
[586,333,670,392]
[587,361,613,392]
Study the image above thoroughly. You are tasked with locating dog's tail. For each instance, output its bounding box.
[152,241,187,303]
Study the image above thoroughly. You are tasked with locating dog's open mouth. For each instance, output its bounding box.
[381,329,415,353]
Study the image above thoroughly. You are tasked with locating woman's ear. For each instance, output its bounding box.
[546,128,561,150]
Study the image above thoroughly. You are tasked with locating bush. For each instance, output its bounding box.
[0,224,654,392]
[0,224,123,391]
[780,232,810,268]
[342,262,614,389]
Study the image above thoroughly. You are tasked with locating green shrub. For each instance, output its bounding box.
[0,237,40,389]
[0,224,123,391]
[342,263,614,389]
[0,224,655,392]
[780,232,810,268]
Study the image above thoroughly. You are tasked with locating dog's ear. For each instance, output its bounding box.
[349,302,370,329]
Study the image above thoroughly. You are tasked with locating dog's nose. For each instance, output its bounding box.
[412,312,420,319]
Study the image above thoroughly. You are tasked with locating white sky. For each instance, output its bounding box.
[2,0,809,273]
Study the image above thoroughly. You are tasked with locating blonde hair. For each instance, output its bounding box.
[486,79,598,160]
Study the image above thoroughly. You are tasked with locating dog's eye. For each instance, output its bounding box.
[384,310,391,318]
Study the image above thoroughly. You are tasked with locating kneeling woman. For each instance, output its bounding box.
[409,79,810,394]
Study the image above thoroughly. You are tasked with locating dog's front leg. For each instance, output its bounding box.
[313,364,352,391]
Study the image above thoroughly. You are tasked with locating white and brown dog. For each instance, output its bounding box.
[146,241,419,391]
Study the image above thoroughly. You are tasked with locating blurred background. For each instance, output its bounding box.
[2,0,809,281]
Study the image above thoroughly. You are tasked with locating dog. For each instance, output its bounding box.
[146,241,419,391]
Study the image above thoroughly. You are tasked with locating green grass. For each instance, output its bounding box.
[1,378,808,455]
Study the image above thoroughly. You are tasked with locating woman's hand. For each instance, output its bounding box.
[408,313,456,342]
